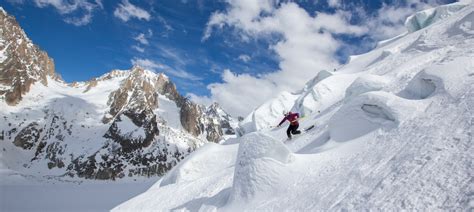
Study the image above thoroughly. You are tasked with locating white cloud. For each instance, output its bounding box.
[157,15,174,32]
[328,0,341,8]
[114,0,151,22]
[199,1,366,116]
[207,69,277,117]
[134,33,149,45]
[131,58,201,81]
[131,29,152,52]
[64,13,92,26]
[238,54,251,63]
[131,45,144,52]
[187,93,213,107]
[30,0,102,26]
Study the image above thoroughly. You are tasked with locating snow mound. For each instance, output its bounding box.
[345,74,391,99]
[229,132,293,205]
[421,56,473,98]
[405,3,467,32]
[160,143,232,187]
[329,91,427,142]
[293,73,356,115]
[400,56,473,99]
[113,143,238,211]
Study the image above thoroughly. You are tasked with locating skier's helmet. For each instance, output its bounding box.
[283,110,289,116]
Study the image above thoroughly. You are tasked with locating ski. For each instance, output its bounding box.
[304,125,315,132]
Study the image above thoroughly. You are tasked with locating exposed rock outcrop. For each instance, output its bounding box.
[0,8,60,105]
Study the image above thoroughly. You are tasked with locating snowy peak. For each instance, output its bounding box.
[205,102,236,136]
[0,8,61,105]
[102,66,174,123]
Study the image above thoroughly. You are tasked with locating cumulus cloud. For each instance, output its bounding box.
[13,0,103,26]
[131,58,201,81]
[195,0,450,117]
[198,0,366,116]
[206,69,277,116]
[187,93,213,107]
[114,0,151,22]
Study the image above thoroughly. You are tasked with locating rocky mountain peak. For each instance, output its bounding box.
[205,102,236,136]
[98,69,130,81]
[103,66,161,123]
[0,8,60,105]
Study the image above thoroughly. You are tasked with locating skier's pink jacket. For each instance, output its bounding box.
[278,112,300,126]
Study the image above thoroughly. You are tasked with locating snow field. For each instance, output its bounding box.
[114,3,474,211]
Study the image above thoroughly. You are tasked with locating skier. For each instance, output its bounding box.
[277,111,301,140]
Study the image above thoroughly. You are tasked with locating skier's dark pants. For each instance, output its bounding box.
[287,124,301,138]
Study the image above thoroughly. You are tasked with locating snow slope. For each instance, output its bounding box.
[114,2,474,211]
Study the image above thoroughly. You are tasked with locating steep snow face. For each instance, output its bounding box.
[239,91,298,134]
[115,3,474,211]
[239,70,334,135]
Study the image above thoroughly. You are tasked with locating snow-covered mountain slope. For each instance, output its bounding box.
[114,2,473,210]
[0,8,236,181]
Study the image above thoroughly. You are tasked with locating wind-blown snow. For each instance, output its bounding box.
[114,2,474,211]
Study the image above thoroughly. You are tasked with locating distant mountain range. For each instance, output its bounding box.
[0,7,236,180]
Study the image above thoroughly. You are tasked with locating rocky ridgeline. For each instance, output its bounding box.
[0,8,60,105]
[0,8,235,180]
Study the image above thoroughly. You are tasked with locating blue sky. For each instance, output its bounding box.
[2,0,455,116]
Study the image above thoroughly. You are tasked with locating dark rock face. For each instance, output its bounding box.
[0,9,59,105]
[13,122,41,149]
[205,102,236,140]
[31,112,70,169]
[104,111,159,153]
[103,67,159,123]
